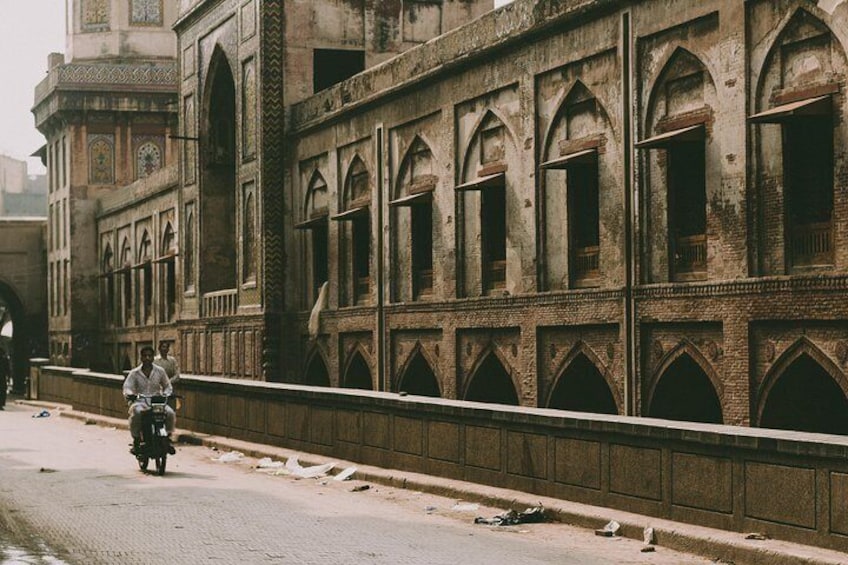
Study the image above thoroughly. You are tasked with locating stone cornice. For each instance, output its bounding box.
[173,0,223,31]
[635,275,848,299]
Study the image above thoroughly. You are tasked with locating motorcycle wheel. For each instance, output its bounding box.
[155,454,167,475]
[138,456,149,471]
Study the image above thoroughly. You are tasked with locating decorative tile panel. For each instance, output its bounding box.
[82,0,110,30]
[88,134,115,185]
[133,136,165,179]
[130,0,163,26]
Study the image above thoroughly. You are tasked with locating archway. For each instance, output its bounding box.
[760,354,848,435]
[0,280,32,393]
[464,351,519,406]
[397,351,440,397]
[343,350,373,390]
[548,353,617,414]
[200,47,237,293]
[304,353,330,387]
[649,354,723,424]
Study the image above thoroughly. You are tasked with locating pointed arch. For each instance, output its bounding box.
[200,44,237,294]
[757,337,848,433]
[344,155,370,206]
[102,243,114,272]
[304,170,329,219]
[161,222,176,255]
[459,109,516,183]
[647,341,723,424]
[541,80,612,161]
[120,236,132,267]
[138,230,152,260]
[464,346,519,406]
[342,346,373,390]
[304,348,330,387]
[644,46,718,127]
[395,135,437,199]
[547,342,619,414]
[396,343,441,397]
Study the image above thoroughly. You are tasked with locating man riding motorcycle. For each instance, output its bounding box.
[123,345,176,455]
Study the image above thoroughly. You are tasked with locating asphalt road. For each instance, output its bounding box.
[0,402,712,565]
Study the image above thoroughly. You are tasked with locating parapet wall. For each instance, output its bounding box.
[33,364,848,553]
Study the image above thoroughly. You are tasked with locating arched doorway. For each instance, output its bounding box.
[548,353,617,414]
[649,354,723,424]
[0,281,31,393]
[200,48,237,294]
[464,352,519,405]
[397,351,440,397]
[761,354,848,435]
[304,353,330,387]
[343,351,373,390]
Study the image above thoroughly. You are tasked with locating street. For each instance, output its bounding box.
[0,402,712,564]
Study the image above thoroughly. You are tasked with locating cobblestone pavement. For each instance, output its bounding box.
[0,403,713,565]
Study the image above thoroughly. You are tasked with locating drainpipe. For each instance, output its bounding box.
[376,124,386,392]
[622,11,637,416]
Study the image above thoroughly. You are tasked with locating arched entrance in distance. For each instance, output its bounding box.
[0,280,31,392]
[464,351,519,406]
[342,350,373,390]
[760,353,848,435]
[648,352,723,424]
[304,352,330,387]
[397,350,441,397]
[548,353,618,414]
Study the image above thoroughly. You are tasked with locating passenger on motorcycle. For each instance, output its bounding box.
[123,346,176,455]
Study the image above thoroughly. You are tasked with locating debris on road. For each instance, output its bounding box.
[255,457,285,470]
[32,410,50,418]
[424,505,437,514]
[641,545,656,553]
[213,451,244,463]
[285,455,335,479]
[451,502,480,512]
[334,466,356,481]
[643,526,655,545]
[351,484,370,492]
[595,520,621,537]
[474,505,547,526]
[745,532,770,540]
[39,467,56,473]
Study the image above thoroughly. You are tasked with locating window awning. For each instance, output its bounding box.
[540,148,597,170]
[331,206,368,221]
[294,215,328,230]
[635,124,704,149]
[389,191,432,207]
[454,172,505,192]
[748,95,831,124]
[131,260,152,270]
[153,252,178,263]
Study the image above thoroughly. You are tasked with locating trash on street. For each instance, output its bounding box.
[474,505,547,526]
[594,520,621,537]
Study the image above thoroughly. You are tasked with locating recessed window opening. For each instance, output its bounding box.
[481,184,506,293]
[786,116,833,267]
[312,221,328,299]
[568,162,600,287]
[411,202,433,297]
[353,215,370,303]
[668,140,707,280]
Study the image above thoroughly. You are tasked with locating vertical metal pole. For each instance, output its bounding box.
[622,11,636,416]
[376,125,385,392]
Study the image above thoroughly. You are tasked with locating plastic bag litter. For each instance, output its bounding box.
[256,457,285,469]
[333,466,357,481]
[474,505,546,526]
[213,451,244,463]
[594,520,621,537]
[452,503,480,512]
[285,455,336,479]
[32,409,50,418]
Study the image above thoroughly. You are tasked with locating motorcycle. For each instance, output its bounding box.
[127,394,176,475]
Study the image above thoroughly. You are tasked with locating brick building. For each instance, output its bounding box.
[36,0,848,434]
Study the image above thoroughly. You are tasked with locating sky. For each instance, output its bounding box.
[0,1,65,175]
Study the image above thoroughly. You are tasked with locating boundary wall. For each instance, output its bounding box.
[32,363,848,553]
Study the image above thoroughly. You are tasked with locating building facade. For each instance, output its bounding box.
[0,155,46,217]
[36,0,848,435]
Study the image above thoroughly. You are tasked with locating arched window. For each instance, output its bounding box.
[464,351,519,406]
[648,353,722,424]
[397,351,440,397]
[200,48,237,295]
[184,208,195,292]
[343,350,373,390]
[137,231,153,324]
[119,237,133,326]
[332,156,371,306]
[548,353,617,414]
[102,244,115,326]
[295,171,329,305]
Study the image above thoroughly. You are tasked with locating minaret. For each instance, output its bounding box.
[32,0,178,368]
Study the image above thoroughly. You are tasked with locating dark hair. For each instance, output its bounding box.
[140,346,155,356]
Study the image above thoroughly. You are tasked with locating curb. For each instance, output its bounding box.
[20,400,848,565]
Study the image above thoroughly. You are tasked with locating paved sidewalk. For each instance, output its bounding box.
[16,399,848,565]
